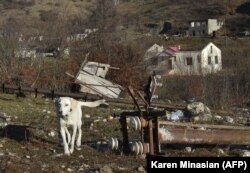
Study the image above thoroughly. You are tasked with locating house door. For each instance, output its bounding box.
[193,31,196,36]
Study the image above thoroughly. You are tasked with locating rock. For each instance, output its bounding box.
[48,131,56,137]
[217,148,224,155]
[198,127,206,130]
[67,168,73,172]
[224,116,234,123]
[138,166,145,172]
[185,147,192,153]
[108,116,114,121]
[89,123,94,130]
[84,114,91,118]
[99,165,113,173]
[169,110,184,121]
[26,155,30,159]
[239,150,250,157]
[94,119,100,123]
[47,111,51,114]
[42,109,47,113]
[187,102,205,115]
[81,163,89,168]
[204,106,211,114]
[103,119,107,123]
[0,122,7,128]
[214,115,223,120]
[117,167,127,171]
[140,154,146,159]
[61,165,66,169]
[0,153,5,156]
[200,113,213,122]
[191,116,200,122]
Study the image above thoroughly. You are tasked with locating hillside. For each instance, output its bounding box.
[115,0,250,31]
[0,0,97,33]
[0,0,249,35]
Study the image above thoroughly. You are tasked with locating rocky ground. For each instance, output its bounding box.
[0,94,249,173]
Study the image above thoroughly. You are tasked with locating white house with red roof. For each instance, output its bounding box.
[144,42,222,75]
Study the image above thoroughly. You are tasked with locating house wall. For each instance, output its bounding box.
[207,19,223,35]
[145,52,174,75]
[188,19,224,36]
[144,44,164,60]
[200,43,222,74]
[173,51,201,75]
[188,21,208,36]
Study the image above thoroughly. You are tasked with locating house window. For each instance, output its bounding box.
[197,55,201,63]
[208,56,211,65]
[151,59,158,65]
[215,56,218,64]
[186,57,193,66]
[210,46,213,53]
[168,59,173,70]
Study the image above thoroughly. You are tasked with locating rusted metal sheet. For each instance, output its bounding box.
[159,125,250,145]
[159,121,250,131]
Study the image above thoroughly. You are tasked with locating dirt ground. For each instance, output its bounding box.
[0,94,249,173]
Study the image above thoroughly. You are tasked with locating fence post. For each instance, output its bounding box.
[35,88,38,98]
[51,89,55,100]
[18,86,21,94]
[2,83,5,93]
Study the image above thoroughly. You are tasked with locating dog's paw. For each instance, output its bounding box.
[76,141,81,148]
[75,147,82,151]
[64,150,70,156]
[69,148,74,154]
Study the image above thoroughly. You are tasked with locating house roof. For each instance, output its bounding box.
[165,42,219,52]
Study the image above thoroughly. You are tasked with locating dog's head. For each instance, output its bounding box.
[55,97,72,118]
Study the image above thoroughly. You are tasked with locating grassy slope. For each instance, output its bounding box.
[0,0,97,26]
[0,93,146,173]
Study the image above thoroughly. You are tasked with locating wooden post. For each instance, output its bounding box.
[154,117,161,154]
[51,89,54,100]
[35,88,38,98]
[149,120,154,155]
[120,116,129,154]
[2,83,5,93]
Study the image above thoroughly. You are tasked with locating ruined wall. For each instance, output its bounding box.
[174,51,201,75]
[201,43,222,74]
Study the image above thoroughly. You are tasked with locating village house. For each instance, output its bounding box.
[188,19,224,36]
[145,42,222,75]
[144,43,164,60]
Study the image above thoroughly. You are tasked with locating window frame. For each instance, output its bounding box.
[186,57,193,66]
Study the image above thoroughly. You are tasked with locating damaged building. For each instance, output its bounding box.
[71,60,122,98]
[144,42,222,75]
[188,19,224,36]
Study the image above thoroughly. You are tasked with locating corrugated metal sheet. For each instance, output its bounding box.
[75,61,122,98]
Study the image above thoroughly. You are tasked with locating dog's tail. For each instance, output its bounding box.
[78,99,106,108]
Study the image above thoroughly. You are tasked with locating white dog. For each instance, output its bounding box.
[55,97,105,155]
